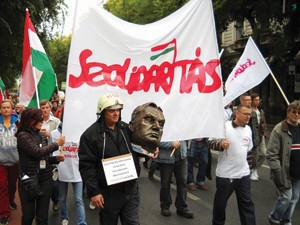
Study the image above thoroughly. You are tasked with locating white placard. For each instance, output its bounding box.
[102,153,138,186]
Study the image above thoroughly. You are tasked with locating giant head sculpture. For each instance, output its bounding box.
[129,102,165,154]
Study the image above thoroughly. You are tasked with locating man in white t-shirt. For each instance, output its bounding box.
[51,123,87,225]
[208,104,256,225]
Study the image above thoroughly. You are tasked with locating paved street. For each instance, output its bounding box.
[44,151,300,225]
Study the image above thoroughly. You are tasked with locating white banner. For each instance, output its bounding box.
[63,0,224,142]
[223,37,271,106]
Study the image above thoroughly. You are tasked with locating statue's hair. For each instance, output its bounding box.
[130,102,163,122]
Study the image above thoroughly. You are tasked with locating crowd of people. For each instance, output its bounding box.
[0,94,66,225]
[0,91,299,225]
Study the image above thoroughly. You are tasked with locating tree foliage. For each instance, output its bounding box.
[0,0,67,89]
[104,0,189,24]
[213,0,300,75]
[48,34,71,90]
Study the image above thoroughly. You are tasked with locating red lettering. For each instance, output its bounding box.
[179,48,221,93]
[102,60,130,89]
[64,146,79,153]
[69,49,106,88]
[126,66,150,94]
[68,41,221,94]
[232,58,256,80]
[150,62,174,94]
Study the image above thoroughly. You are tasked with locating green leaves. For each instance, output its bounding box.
[47,35,71,90]
[103,0,188,24]
[0,0,66,90]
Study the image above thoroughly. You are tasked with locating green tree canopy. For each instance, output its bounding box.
[213,0,300,76]
[0,0,67,89]
[104,0,189,24]
[48,34,71,90]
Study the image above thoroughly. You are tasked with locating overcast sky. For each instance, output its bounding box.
[62,0,105,35]
[63,0,75,35]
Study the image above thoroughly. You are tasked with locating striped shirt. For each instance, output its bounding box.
[288,123,300,179]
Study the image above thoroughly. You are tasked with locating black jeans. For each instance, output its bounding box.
[18,179,53,225]
[51,179,59,204]
[148,160,158,175]
[99,182,140,225]
[158,158,188,211]
[212,175,256,225]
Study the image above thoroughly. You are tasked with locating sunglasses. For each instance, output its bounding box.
[291,110,300,115]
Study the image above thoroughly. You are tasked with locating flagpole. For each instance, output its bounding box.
[218,48,224,58]
[55,73,60,94]
[269,71,290,105]
[31,64,41,108]
[249,37,290,105]
[26,8,40,108]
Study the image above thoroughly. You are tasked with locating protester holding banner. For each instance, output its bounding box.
[51,123,87,225]
[16,108,65,225]
[156,140,194,219]
[267,100,300,225]
[208,104,256,225]
[187,138,209,191]
[79,93,141,225]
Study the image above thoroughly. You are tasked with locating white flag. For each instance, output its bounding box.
[223,37,271,106]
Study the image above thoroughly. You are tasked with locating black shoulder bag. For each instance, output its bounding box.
[19,173,44,200]
[19,133,44,200]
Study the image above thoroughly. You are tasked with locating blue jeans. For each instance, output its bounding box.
[158,158,188,211]
[212,175,256,225]
[269,178,300,225]
[58,181,87,225]
[187,139,208,185]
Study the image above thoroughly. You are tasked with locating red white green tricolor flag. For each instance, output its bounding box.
[0,78,6,102]
[20,9,56,108]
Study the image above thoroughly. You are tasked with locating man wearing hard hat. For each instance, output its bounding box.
[79,93,142,225]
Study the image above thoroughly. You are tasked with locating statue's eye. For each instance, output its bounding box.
[159,121,165,128]
[144,116,153,123]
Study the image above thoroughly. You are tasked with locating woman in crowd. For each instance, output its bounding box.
[16,108,65,225]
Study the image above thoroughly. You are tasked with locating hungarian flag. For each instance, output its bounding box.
[0,78,6,102]
[20,9,56,108]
